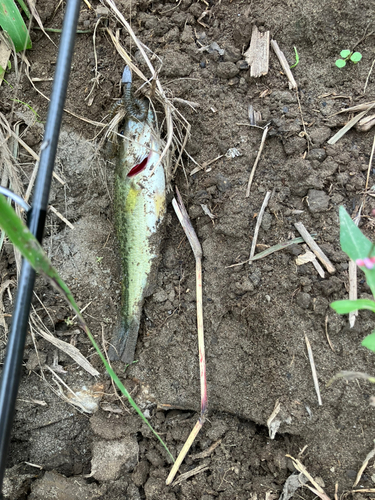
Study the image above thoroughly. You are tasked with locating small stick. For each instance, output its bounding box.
[249,191,271,262]
[335,101,375,114]
[294,222,336,274]
[365,135,375,194]
[364,59,375,94]
[353,446,375,487]
[325,314,335,352]
[304,334,322,406]
[167,187,207,485]
[310,256,325,278]
[246,125,269,197]
[327,103,375,144]
[226,235,318,268]
[49,205,75,230]
[270,40,297,90]
[171,462,209,487]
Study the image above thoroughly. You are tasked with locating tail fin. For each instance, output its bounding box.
[108,318,140,364]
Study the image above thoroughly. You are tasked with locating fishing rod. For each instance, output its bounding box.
[0,0,81,496]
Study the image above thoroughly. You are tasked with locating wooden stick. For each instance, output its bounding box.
[294,222,336,274]
[49,205,75,230]
[271,40,297,90]
[305,334,322,406]
[249,191,271,262]
[246,125,269,197]
[167,188,207,485]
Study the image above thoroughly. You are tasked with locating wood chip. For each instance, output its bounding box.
[270,40,297,90]
[244,26,270,78]
[294,222,336,274]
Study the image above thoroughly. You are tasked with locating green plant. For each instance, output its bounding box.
[335,49,362,68]
[0,194,174,462]
[331,206,375,351]
[290,46,299,69]
[0,0,32,52]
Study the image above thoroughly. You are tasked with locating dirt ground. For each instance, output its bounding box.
[2,0,375,498]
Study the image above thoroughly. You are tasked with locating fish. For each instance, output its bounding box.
[108,66,166,364]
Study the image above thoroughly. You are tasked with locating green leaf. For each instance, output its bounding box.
[350,52,362,63]
[362,331,375,352]
[340,49,351,58]
[15,0,30,18]
[339,206,375,296]
[331,299,375,314]
[0,195,174,463]
[290,46,299,69]
[335,59,346,68]
[0,0,32,52]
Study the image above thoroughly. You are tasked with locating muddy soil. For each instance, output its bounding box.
[1,0,375,498]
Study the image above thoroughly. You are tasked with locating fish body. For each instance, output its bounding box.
[108,107,166,364]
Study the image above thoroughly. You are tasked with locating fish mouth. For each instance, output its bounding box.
[127,154,149,177]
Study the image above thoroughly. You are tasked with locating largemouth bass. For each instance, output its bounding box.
[108,66,166,364]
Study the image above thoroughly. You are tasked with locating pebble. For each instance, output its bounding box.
[216,61,240,79]
[216,173,232,192]
[261,212,273,231]
[307,148,326,162]
[28,471,101,500]
[283,136,307,156]
[153,289,168,302]
[237,60,249,70]
[296,292,311,309]
[307,189,330,213]
[91,437,139,481]
[309,126,332,146]
[132,460,150,487]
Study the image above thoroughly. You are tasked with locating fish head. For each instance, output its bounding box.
[119,111,164,185]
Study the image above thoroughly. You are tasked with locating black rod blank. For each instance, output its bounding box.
[0,0,81,495]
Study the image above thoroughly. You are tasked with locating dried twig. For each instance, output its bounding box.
[246,125,269,197]
[171,462,210,487]
[353,445,375,487]
[271,40,297,90]
[249,191,271,262]
[167,187,206,485]
[364,59,375,94]
[294,222,336,274]
[327,103,375,144]
[226,235,317,268]
[286,455,331,499]
[49,205,74,230]
[324,314,335,352]
[305,334,322,406]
